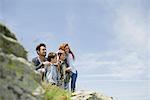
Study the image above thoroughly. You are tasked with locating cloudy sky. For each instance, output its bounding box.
[0,0,149,80]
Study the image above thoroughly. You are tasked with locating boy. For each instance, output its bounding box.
[46,52,58,85]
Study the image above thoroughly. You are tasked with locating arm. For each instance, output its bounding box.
[32,57,43,70]
[67,54,75,71]
[47,66,55,83]
[32,58,51,70]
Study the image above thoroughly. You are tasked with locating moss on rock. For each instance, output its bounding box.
[0,23,44,100]
[0,23,17,40]
[0,34,27,59]
[0,53,42,100]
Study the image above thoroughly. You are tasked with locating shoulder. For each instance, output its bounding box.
[32,57,38,60]
[68,53,73,60]
[32,57,39,63]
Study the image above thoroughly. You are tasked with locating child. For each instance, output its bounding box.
[46,52,58,85]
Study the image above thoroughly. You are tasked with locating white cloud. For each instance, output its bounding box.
[110,1,149,79]
[76,49,148,80]
[113,1,147,51]
[76,2,149,80]
[111,51,147,79]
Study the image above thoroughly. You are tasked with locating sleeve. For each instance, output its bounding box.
[46,66,55,83]
[67,54,75,69]
[32,57,43,70]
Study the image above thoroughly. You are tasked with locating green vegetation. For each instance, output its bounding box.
[0,23,27,59]
[0,33,27,59]
[42,82,71,100]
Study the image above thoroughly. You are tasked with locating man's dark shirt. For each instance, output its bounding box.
[32,57,45,70]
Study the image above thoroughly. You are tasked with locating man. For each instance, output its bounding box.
[32,43,50,81]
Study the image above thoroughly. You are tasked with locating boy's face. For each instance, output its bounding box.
[52,56,57,63]
[60,53,66,61]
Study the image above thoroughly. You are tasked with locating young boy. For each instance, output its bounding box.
[46,52,58,85]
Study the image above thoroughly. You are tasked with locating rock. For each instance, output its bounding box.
[32,86,45,96]
[0,52,43,100]
[0,23,43,100]
[0,23,27,59]
[71,90,113,100]
[0,33,27,59]
[20,94,37,100]
[0,23,17,40]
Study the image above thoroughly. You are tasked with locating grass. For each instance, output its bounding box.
[42,82,71,100]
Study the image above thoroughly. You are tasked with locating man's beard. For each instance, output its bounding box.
[43,52,46,57]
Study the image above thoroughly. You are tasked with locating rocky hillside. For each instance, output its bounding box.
[0,23,42,100]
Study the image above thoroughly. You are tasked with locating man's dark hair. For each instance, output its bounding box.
[47,52,57,62]
[36,43,46,54]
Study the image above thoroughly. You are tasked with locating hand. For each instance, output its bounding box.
[54,62,59,66]
[43,61,51,66]
[66,67,71,72]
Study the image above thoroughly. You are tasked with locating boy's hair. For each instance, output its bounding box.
[47,52,57,62]
[36,43,46,54]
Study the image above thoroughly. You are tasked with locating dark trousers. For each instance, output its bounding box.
[71,71,77,92]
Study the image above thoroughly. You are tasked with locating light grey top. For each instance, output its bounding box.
[46,64,58,84]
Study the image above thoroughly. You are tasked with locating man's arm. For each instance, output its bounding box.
[32,57,43,70]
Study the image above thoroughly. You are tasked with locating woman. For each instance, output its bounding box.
[64,43,77,92]
[58,43,71,90]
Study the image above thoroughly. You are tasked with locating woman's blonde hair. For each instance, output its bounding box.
[58,43,75,60]
[58,43,67,51]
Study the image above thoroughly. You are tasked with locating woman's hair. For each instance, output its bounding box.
[47,52,57,62]
[58,43,66,51]
[64,43,75,60]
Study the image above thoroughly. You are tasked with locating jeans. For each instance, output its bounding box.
[64,82,69,90]
[71,71,77,92]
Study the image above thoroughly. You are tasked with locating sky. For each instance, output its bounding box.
[0,0,149,80]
